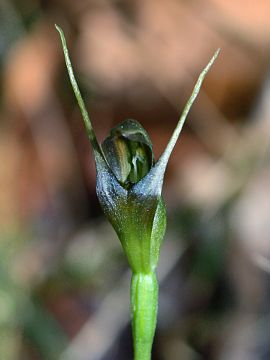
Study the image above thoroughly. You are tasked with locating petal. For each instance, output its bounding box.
[102,135,132,185]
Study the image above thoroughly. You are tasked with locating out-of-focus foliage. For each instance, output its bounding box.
[1,0,270,359]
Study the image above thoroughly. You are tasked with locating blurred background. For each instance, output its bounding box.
[1,0,270,359]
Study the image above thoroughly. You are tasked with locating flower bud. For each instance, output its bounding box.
[95,120,166,273]
[56,24,220,273]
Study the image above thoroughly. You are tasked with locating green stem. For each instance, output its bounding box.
[131,272,158,360]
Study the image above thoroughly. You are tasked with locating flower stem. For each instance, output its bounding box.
[131,272,158,360]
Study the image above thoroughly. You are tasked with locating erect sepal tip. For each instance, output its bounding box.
[56,24,103,158]
[153,48,220,190]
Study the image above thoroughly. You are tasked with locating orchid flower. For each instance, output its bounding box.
[56,24,219,360]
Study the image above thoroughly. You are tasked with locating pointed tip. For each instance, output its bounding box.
[55,24,66,47]
[55,24,66,45]
[213,48,221,61]
[203,48,220,74]
[55,24,62,34]
[55,23,104,158]
[153,48,221,184]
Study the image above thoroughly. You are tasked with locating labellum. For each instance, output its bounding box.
[101,119,154,189]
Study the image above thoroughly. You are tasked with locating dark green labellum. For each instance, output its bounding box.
[102,119,154,189]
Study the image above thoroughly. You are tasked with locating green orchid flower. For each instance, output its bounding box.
[56,24,219,360]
